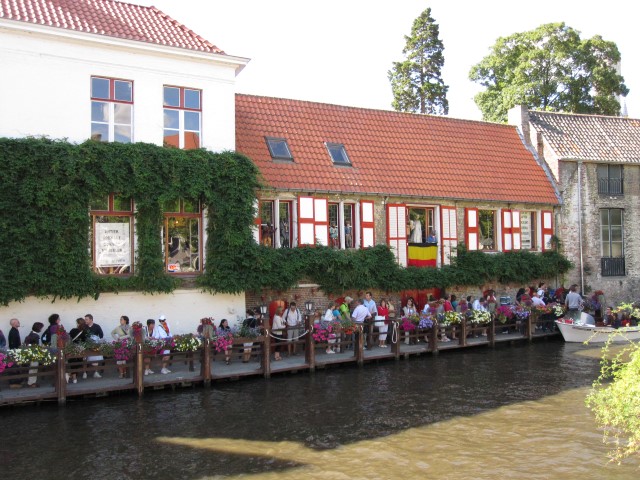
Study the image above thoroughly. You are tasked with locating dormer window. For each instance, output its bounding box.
[265,137,293,160]
[326,142,351,165]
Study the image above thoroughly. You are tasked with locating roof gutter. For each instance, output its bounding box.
[0,20,251,75]
[577,161,585,294]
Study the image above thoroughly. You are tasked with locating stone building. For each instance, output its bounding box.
[510,106,640,303]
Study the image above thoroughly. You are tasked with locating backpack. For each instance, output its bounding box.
[41,325,52,345]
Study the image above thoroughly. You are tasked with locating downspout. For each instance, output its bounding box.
[577,161,584,293]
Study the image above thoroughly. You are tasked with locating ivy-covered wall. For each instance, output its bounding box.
[0,138,572,306]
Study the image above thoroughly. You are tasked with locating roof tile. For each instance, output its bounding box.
[236,94,558,204]
[0,0,225,54]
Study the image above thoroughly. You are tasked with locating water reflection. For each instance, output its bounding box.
[160,387,636,480]
[2,341,638,479]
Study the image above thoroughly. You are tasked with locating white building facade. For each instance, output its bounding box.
[0,0,250,334]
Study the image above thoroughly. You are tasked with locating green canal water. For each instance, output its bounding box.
[2,340,638,479]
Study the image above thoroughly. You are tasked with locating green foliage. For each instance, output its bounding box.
[0,138,260,304]
[0,138,571,304]
[586,341,640,463]
[243,244,571,295]
[388,8,449,115]
[469,22,628,123]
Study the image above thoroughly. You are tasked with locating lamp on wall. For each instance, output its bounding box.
[259,303,268,316]
[305,300,314,314]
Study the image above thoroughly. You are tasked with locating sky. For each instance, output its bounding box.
[131,0,638,121]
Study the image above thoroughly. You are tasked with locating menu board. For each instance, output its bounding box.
[520,212,532,250]
[96,222,130,267]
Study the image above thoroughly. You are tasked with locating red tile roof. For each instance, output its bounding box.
[236,95,559,205]
[0,0,225,54]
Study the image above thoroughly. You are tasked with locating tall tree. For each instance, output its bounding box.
[389,8,448,115]
[470,23,628,123]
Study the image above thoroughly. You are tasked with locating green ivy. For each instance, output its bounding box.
[242,244,572,294]
[0,137,572,305]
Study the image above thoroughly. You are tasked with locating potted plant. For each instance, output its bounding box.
[131,321,144,343]
[495,305,514,324]
[0,352,14,374]
[173,334,202,352]
[469,309,491,325]
[8,344,56,367]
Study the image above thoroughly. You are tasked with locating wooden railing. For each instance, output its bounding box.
[1,313,558,406]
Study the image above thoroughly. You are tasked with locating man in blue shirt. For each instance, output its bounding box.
[363,292,377,317]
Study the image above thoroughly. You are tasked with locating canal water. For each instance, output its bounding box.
[2,340,638,479]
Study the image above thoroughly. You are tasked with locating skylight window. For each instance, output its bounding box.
[265,137,293,160]
[326,142,351,165]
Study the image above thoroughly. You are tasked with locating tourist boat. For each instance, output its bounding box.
[555,313,640,343]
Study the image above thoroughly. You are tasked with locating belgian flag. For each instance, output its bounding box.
[407,242,437,267]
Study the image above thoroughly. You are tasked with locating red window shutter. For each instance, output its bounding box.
[387,204,407,266]
[541,210,554,251]
[440,206,457,265]
[314,198,329,246]
[512,210,522,250]
[360,200,375,248]
[502,209,513,252]
[465,208,479,251]
[297,196,328,246]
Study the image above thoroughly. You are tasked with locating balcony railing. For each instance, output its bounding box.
[601,257,625,276]
[597,178,623,195]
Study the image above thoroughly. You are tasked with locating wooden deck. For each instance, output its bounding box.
[0,316,559,406]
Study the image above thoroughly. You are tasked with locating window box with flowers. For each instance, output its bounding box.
[172,334,203,353]
[469,309,491,326]
[400,314,419,344]
[495,305,514,324]
[8,345,56,367]
[312,322,341,354]
[0,352,14,374]
[131,321,144,343]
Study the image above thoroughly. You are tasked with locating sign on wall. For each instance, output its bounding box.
[95,222,130,267]
[520,212,532,250]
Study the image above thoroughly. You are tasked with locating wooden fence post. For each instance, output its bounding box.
[135,344,144,397]
[263,330,272,378]
[528,312,535,341]
[356,324,364,366]
[488,316,496,347]
[430,324,438,354]
[202,339,211,386]
[306,318,315,371]
[391,321,400,359]
[57,351,66,406]
[460,319,467,347]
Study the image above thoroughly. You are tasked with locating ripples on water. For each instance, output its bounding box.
[2,340,638,479]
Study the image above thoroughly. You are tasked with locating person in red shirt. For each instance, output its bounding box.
[377,299,390,348]
[441,294,456,340]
